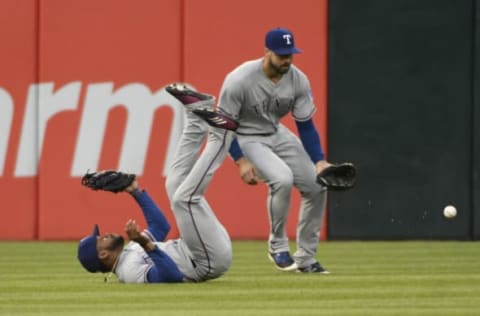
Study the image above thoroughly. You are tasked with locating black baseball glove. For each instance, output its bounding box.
[192,107,239,131]
[81,170,136,193]
[316,163,356,191]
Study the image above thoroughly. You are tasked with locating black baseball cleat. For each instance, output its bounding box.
[296,261,330,274]
[165,83,214,106]
[268,251,298,271]
[192,107,239,131]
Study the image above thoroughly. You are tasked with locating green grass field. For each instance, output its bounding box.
[0,241,479,316]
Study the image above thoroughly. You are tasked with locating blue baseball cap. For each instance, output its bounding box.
[265,27,302,55]
[77,224,102,273]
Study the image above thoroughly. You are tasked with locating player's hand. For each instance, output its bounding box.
[125,219,155,252]
[124,180,139,193]
[125,219,142,241]
[236,157,259,185]
[315,160,332,175]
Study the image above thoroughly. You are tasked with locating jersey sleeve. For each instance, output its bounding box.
[218,76,243,120]
[131,189,170,241]
[228,136,244,161]
[296,119,325,163]
[146,246,184,283]
[292,71,316,122]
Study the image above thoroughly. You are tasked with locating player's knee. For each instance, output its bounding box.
[272,172,294,192]
[220,254,233,273]
[215,246,233,274]
[171,189,187,211]
[165,177,179,202]
[185,115,209,134]
[171,189,201,212]
[302,182,327,196]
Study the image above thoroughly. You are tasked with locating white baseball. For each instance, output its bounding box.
[443,205,457,219]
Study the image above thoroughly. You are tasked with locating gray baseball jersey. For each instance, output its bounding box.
[115,239,197,283]
[218,58,316,135]
[218,58,327,268]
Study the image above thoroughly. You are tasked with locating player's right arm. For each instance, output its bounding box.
[217,74,243,121]
[219,72,261,185]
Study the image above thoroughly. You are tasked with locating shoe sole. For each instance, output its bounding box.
[267,253,298,272]
[192,108,239,131]
[296,269,331,274]
[166,84,213,103]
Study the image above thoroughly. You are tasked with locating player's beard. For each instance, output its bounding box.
[268,57,291,75]
[107,234,125,251]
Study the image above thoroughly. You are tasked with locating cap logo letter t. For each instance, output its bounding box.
[283,34,292,45]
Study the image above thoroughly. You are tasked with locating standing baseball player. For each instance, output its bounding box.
[212,27,331,273]
[77,85,234,283]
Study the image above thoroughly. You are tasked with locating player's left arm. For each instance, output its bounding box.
[145,248,184,283]
[125,220,184,283]
[295,119,331,174]
[292,70,331,174]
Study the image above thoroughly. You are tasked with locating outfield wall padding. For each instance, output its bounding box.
[327,0,476,239]
[0,0,328,240]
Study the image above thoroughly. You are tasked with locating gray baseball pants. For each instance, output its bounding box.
[165,110,233,281]
[237,124,327,268]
